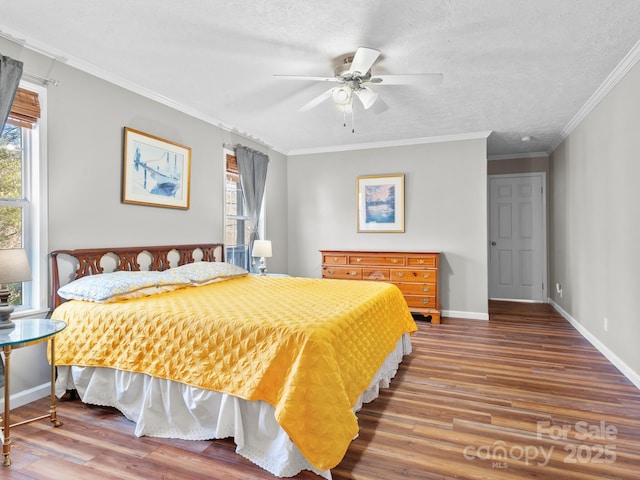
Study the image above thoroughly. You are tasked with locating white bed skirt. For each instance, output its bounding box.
[55,333,412,478]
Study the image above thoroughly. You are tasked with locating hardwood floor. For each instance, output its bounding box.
[3,301,640,479]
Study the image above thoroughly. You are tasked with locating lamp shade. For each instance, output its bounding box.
[252,240,272,258]
[332,86,352,106]
[355,86,378,110]
[0,248,32,284]
[335,101,353,114]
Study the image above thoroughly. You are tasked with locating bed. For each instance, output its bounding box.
[49,243,417,478]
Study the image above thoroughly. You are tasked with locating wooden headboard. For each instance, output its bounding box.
[51,243,225,308]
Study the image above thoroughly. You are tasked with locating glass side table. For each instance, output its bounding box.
[0,318,67,467]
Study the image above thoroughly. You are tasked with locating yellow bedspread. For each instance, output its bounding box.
[51,275,416,470]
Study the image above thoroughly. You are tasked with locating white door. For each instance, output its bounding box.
[489,173,546,301]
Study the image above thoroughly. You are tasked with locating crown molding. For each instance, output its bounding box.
[286,131,492,156]
[548,37,640,154]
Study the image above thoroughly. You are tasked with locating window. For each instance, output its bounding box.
[0,84,47,315]
[224,152,251,270]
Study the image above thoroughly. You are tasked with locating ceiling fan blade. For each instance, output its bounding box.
[370,73,444,85]
[354,86,378,110]
[370,97,389,115]
[348,47,381,75]
[274,75,341,82]
[299,88,334,111]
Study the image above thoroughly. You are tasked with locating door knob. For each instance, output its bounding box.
[491,241,496,246]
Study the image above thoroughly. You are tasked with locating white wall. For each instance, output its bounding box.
[550,59,640,383]
[287,138,489,319]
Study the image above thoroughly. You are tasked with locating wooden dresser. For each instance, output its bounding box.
[320,250,441,323]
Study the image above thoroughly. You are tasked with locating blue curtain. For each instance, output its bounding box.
[236,145,269,273]
[0,54,23,133]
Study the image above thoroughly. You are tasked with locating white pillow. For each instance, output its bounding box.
[58,270,191,302]
[170,261,248,284]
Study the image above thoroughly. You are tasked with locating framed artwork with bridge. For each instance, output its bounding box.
[122,127,191,209]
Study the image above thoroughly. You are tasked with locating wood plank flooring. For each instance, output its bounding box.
[3,300,640,479]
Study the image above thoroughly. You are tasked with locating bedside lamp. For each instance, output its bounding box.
[0,248,32,329]
[252,240,272,276]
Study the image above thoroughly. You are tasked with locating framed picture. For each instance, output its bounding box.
[122,127,191,209]
[357,174,405,232]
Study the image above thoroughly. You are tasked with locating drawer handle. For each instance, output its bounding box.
[327,269,335,275]
[391,258,399,264]
[396,272,405,278]
[422,286,430,292]
[355,257,362,263]
[422,298,430,305]
[418,259,425,264]
[423,273,431,279]
[348,270,358,276]
[332,257,339,262]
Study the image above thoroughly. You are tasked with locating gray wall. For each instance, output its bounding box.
[45,62,288,262]
[287,138,489,319]
[550,59,640,383]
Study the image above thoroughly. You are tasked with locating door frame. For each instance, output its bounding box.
[488,172,548,302]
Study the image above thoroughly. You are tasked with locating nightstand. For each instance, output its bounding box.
[0,318,67,467]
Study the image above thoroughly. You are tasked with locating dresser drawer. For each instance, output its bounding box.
[395,282,437,295]
[390,269,437,282]
[407,255,438,268]
[322,266,363,280]
[323,254,347,265]
[363,268,390,281]
[404,295,437,309]
[349,255,405,267]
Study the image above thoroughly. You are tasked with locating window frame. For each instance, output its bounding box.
[223,149,264,271]
[0,81,49,317]
[224,150,250,269]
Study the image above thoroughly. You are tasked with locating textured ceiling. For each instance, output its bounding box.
[2,1,640,157]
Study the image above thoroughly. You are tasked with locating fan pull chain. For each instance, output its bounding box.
[342,110,356,133]
[343,109,355,133]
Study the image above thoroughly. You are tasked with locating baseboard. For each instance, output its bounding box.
[0,382,50,411]
[549,299,640,390]
[442,309,489,321]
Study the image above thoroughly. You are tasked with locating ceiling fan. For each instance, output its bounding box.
[274,46,443,114]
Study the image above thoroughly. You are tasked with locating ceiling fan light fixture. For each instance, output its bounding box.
[355,86,378,109]
[332,86,352,105]
[277,46,442,121]
[335,102,353,114]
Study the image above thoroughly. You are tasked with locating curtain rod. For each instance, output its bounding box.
[1,29,64,87]
[222,143,268,157]
[22,71,60,87]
